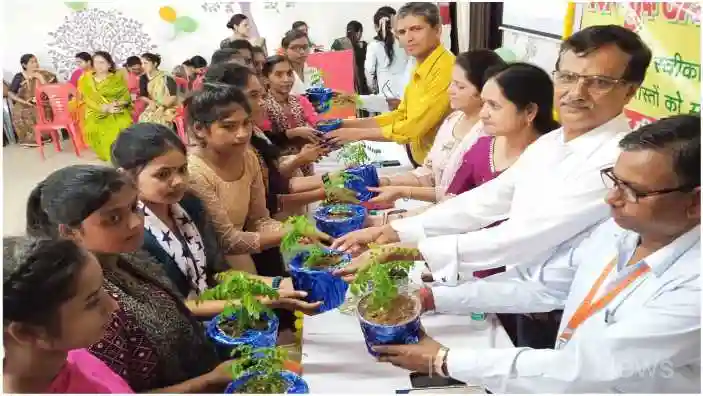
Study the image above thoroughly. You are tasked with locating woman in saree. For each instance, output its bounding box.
[8,54,57,147]
[77,51,132,161]
[138,53,178,127]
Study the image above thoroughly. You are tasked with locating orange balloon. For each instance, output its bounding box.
[159,6,177,23]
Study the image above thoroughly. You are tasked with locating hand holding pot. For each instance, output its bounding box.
[326,128,361,146]
[330,225,397,253]
[373,332,445,375]
[299,143,330,163]
[367,186,408,205]
[286,126,322,143]
[265,290,323,316]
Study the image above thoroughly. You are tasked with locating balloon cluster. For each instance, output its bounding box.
[158,6,198,41]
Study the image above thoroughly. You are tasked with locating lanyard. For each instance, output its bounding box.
[557,258,650,348]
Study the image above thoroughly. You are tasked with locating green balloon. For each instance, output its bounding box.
[494,47,517,62]
[65,2,87,11]
[174,16,198,33]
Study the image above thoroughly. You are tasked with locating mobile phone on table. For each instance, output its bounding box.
[409,372,465,388]
[373,160,402,167]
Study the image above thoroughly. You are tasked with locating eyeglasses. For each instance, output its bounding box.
[552,71,628,94]
[600,167,697,203]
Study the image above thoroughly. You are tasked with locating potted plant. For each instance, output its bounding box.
[350,247,422,357]
[314,203,367,238]
[200,272,280,354]
[224,345,309,394]
[335,143,381,203]
[315,118,342,134]
[304,86,333,114]
[282,217,351,314]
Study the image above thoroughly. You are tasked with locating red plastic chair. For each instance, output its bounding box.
[173,105,189,144]
[34,83,83,159]
[173,76,189,93]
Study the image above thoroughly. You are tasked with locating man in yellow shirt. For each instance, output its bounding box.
[326,2,455,166]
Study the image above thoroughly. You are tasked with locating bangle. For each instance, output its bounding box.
[272,276,283,290]
[434,346,449,377]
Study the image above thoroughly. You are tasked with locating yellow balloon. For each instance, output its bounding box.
[159,6,177,23]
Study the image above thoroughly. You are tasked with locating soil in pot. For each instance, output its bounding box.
[358,294,417,326]
[307,254,344,270]
[327,211,353,220]
[237,375,290,394]
[219,317,269,338]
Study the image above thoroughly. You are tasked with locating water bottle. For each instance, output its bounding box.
[470,312,490,330]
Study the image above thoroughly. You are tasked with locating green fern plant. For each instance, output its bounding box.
[228,345,291,393]
[350,246,418,314]
[337,142,380,168]
[199,272,279,337]
[322,171,362,204]
[280,216,320,257]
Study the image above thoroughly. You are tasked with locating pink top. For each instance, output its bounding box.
[46,349,134,394]
[69,69,84,87]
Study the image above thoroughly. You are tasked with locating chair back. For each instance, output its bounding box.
[35,83,76,124]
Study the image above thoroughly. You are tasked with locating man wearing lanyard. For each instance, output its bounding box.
[333,24,652,348]
[371,115,701,393]
[325,2,455,167]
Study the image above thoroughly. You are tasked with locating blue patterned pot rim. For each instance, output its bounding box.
[211,312,277,342]
[313,204,367,223]
[289,248,351,273]
[355,292,422,328]
[225,370,308,394]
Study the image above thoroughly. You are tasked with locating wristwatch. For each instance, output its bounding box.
[434,346,450,377]
[272,276,283,290]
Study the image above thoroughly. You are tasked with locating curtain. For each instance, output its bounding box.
[468,2,503,50]
[456,2,471,52]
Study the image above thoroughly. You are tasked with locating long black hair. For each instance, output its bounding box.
[489,62,561,135]
[261,55,290,77]
[4,237,92,335]
[184,83,252,146]
[26,165,131,239]
[203,63,290,212]
[373,8,396,65]
[346,20,363,44]
[19,54,35,70]
[141,52,162,68]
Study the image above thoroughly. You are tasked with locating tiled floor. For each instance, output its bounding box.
[3,143,104,236]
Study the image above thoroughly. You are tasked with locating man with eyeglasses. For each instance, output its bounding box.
[367,114,701,393]
[334,24,653,348]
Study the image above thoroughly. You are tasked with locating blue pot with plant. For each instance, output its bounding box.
[333,143,382,202]
[200,272,281,355]
[314,203,367,238]
[350,250,422,357]
[305,87,333,114]
[224,345,309,394]
[289,246,350,313]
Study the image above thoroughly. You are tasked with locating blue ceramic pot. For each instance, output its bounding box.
[305,87,333,114]
[315,118,342,133]
[289,248,350,313]
[356,293,422,357]
[313,203,367,238]
[225,370,309,394]
[344,165,380,202]
[206,312,279,355]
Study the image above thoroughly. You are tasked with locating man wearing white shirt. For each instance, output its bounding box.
[334,24,653,349]
[334,25,652,283]
[371,114,701,393]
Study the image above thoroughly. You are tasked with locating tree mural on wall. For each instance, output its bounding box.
[47,8,156,80]
[201,1,295,39]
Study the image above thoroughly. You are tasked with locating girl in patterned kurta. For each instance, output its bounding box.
[258,55,324,176]
[25,164,321,391]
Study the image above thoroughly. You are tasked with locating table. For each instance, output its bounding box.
[302,141,514,391]
[301,309,514,393]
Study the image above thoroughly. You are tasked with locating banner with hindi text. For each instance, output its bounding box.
[580,2,701,129]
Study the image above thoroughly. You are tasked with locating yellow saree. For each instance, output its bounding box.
[77,71,133,161]
[138,71,177,127]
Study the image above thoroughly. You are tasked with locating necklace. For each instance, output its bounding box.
[489,137,497,174]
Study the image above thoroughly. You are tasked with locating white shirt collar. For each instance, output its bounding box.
[560,113,631,158]
[617,224,701,277]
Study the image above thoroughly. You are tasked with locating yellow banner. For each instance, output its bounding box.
[580,2,701,126]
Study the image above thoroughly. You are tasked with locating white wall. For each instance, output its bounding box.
[2,1,405,81]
